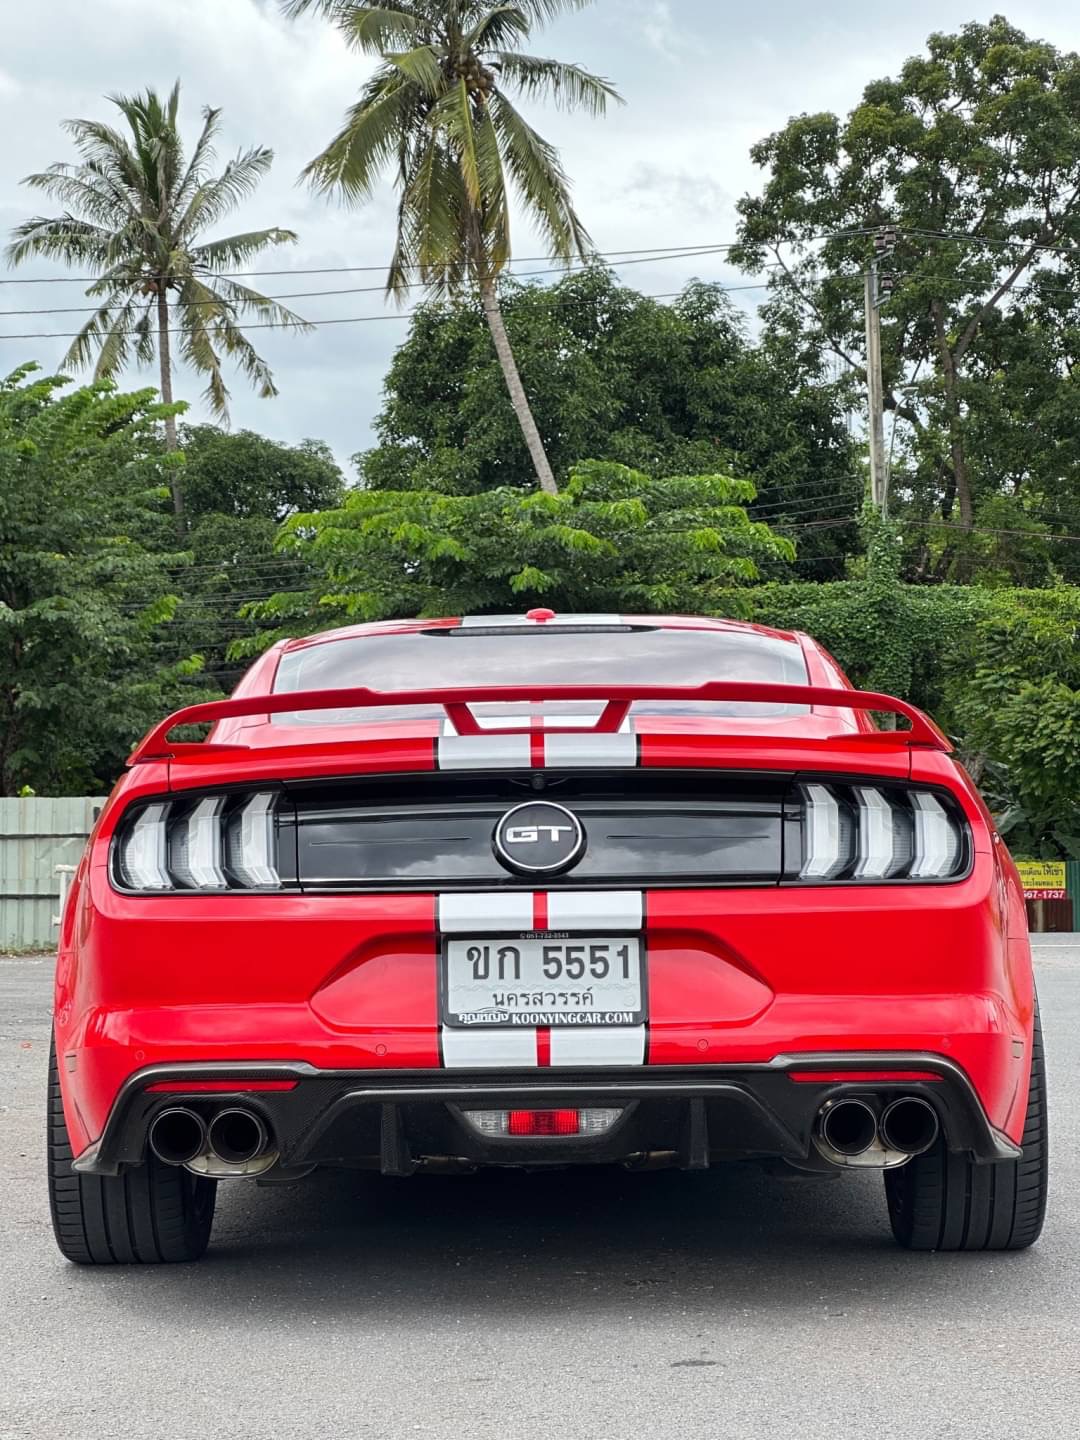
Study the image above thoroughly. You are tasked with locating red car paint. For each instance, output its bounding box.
[53,614,1034,1165]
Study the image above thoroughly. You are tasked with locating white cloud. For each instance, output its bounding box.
[636,1,682,63]
[1,0,1079,469]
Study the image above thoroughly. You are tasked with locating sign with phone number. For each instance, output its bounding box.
[1015,861,1067,900]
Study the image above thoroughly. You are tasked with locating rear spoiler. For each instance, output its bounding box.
[128,682,951,764]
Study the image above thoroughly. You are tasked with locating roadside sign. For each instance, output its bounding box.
[1016,861,1067,901]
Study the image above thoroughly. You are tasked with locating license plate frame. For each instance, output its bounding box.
[440,931,646,1029]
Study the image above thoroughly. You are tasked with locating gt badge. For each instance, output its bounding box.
[493,801,586,876]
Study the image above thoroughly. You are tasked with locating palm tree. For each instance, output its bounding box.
[282,0,620,495]
[6,83,311,518]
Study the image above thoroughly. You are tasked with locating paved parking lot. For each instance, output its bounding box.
[2,940,1078,1440]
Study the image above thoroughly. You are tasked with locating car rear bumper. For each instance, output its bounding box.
[73,1052,1020,1177]
[56,859,1035,1156]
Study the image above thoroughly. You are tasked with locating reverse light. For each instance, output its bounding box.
[799,783,966,883]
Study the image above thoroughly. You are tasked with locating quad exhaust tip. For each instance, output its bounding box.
[819,1098,878,1157]
[206,1107,270,1166]
[148,1107,207,1167]
[879,1096,939,1157]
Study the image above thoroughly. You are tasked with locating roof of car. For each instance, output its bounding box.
[278,613,804,653]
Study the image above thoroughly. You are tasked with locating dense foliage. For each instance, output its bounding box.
[732,15,1080,581]
[237,460,795,648]
[358,270,862,575]
[0,366,204,794]
[160,427,347,692]
[718,530,1080,858]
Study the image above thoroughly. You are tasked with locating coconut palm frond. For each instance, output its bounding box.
[492,52,622,114]
[7,83,303,432]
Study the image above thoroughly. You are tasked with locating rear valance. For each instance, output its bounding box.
[128,682,951,764]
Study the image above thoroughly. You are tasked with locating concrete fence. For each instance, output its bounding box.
[0,797,106,951]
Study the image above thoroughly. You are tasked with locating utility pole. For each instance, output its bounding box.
[865,226,897,516]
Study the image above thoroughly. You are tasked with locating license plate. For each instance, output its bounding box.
[442,934,645,1028]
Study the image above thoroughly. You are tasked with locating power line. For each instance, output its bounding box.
[0,281,777,341]
[895,517,1080,543]
[0,229,878,289]
[0,248,772,319]
[0,241,741,288]
[902,228,1080,258]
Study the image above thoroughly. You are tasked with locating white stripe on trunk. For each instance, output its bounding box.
[543,731,637,768]
[438,891,534,934]
[442,1027,539,1069]
[437,733,531,770]
[546,890,643,931]
[548,1026,646,1067]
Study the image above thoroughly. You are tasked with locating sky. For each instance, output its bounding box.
[1,0,1079,474]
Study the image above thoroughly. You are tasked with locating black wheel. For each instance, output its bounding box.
[885,1000,1048,1252]
[48,1038,216,1264]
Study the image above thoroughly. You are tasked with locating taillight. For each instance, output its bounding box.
[114,791,285,892]
[799,783,966,882]
[117,802,173,890]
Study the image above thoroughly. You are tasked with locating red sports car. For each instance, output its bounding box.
[48,612,1048,1263]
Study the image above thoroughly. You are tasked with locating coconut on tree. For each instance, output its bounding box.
[283,0,621,495]
[6,83,311,518]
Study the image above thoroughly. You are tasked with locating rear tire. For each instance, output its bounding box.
[885,1000,1048,1252]
[48,1038,216,1264]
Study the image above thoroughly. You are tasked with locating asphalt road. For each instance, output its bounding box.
[2,941,1078,1440]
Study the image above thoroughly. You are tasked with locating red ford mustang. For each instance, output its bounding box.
[49,612,1048,1263]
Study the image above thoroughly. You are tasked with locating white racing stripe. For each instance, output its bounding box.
[544,730,637,768]
[438,891,534,934]
[437,732,531,770]
[547,890,644,931]
[549,1026,647,1067]
[438,711,637,770]
[442,1027,539,1069]
[438,891,539,1067]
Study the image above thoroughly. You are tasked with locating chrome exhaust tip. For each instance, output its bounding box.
[148,1107,207,1167]
[207,1107,270,1166]
[879,1096,940,1157]
[818,1098,877,1158]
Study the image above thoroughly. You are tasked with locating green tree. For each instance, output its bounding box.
[179,425,346,520]
[159,427,347,691]
[732,16,1080,571]
[357,270,862,573]
[282,0,620,495]
[6,83,310,515]
[0,364,208,795]
[718,569,1080,857]
[235,460,796,649]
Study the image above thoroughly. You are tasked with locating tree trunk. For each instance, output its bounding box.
[157,287,183,521]
[478,275,558,496]
[930,302,973,529]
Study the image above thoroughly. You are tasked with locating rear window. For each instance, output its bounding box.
[272,625,809,725]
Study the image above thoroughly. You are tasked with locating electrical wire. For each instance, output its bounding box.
[0,249,778,318]
[0,228,878,288]
[0,280,779,341]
